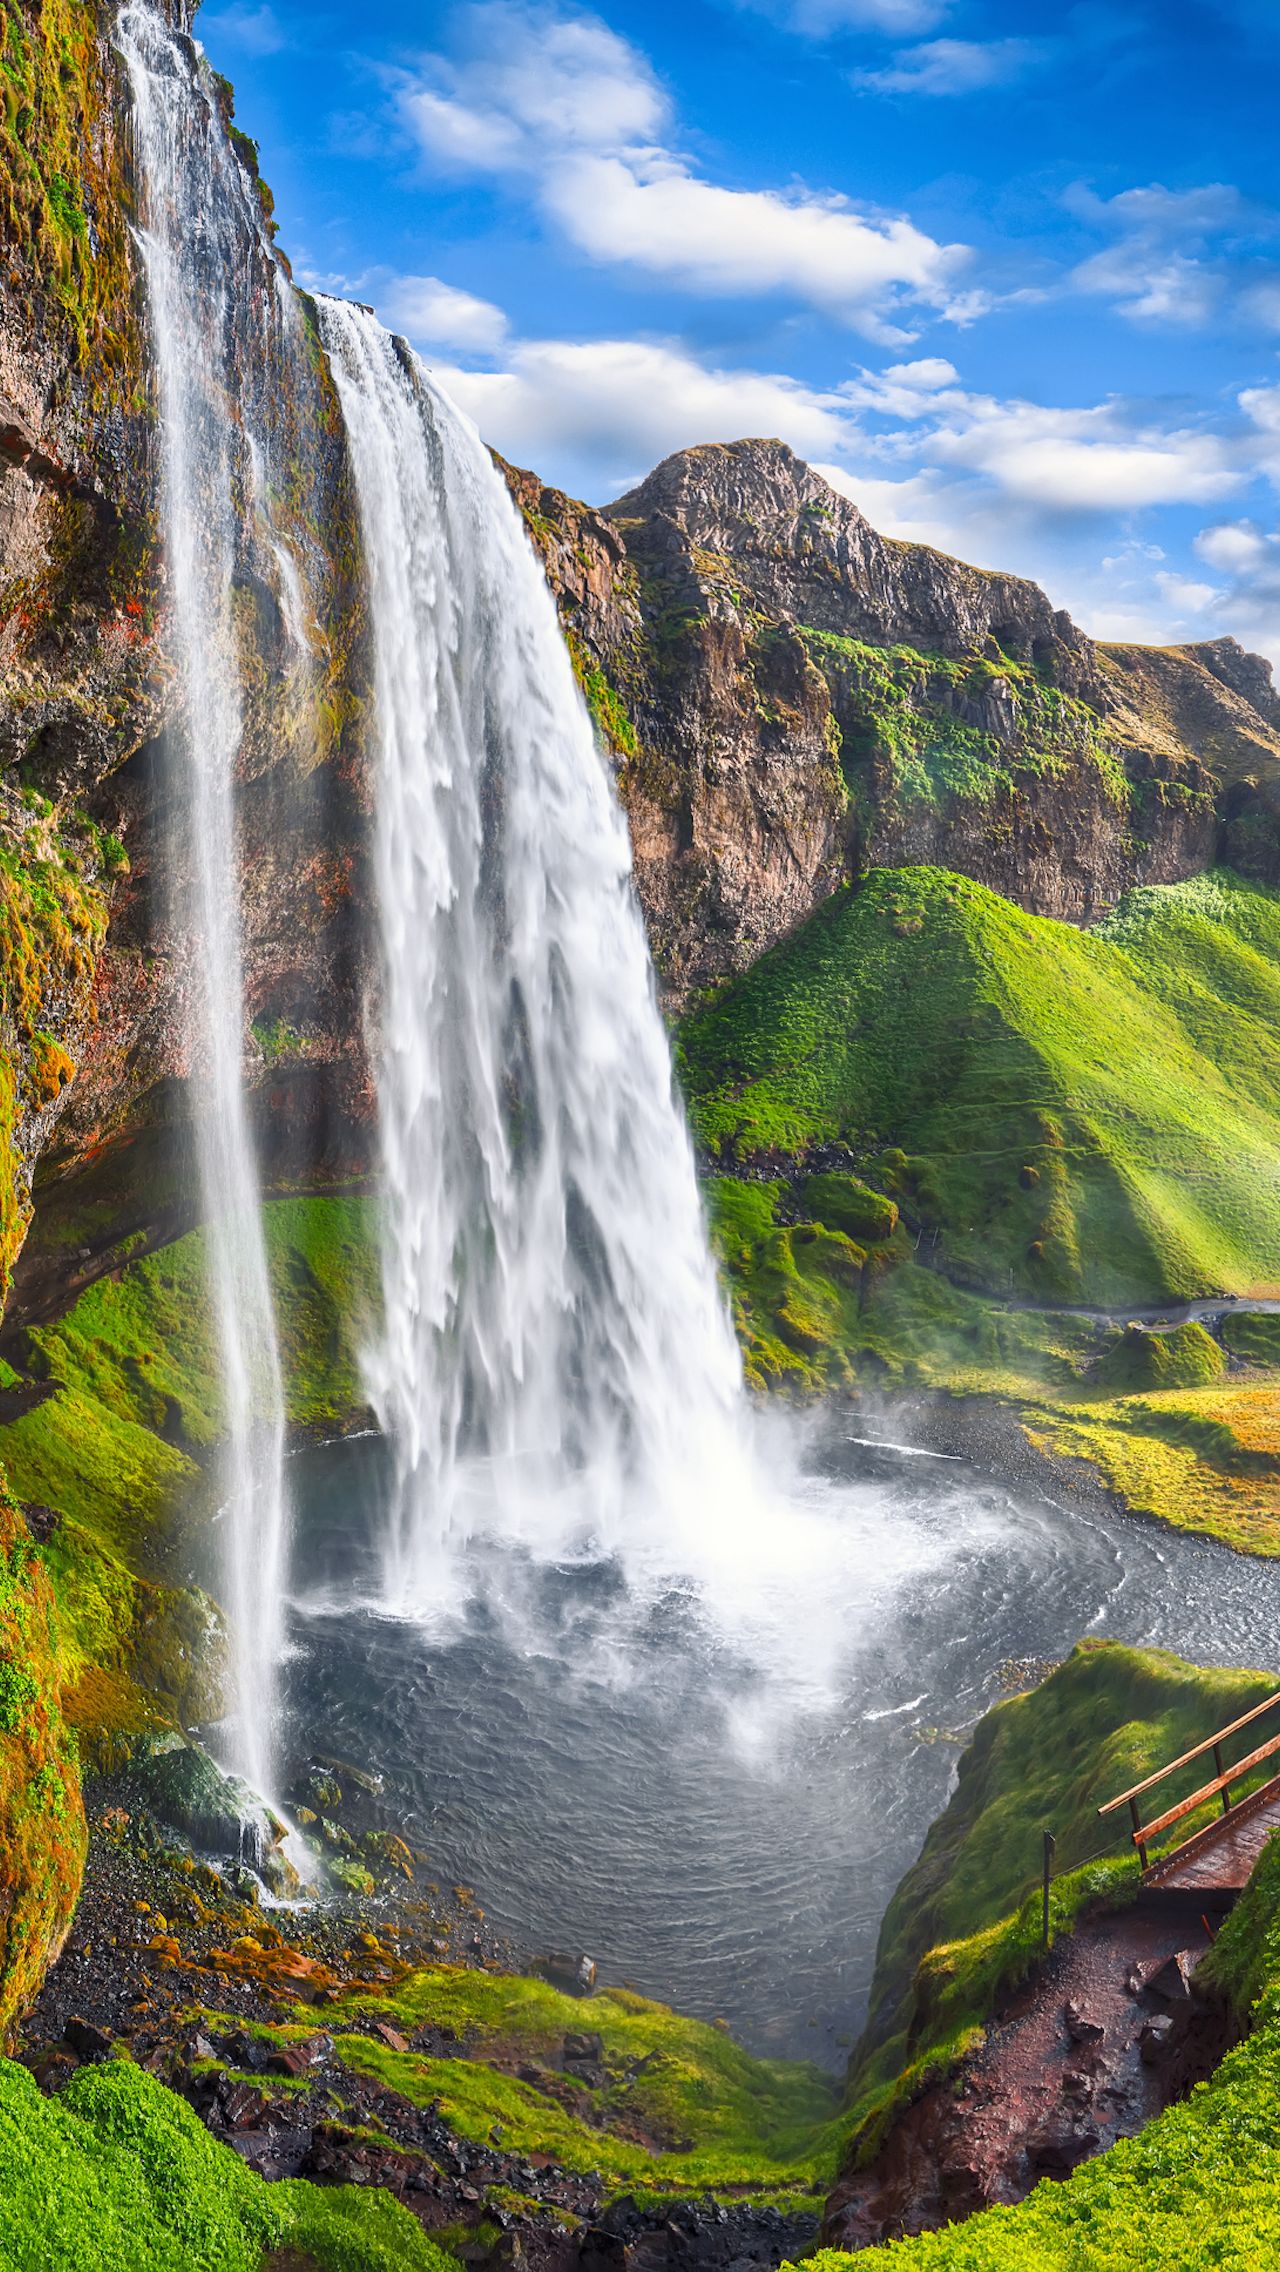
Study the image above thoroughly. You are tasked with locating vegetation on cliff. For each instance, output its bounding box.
[0,1476,83,2037]
[0,1193,377,1733]
[297,1965,837,2208]
[809,1821,1280,2271]
[681,864,1280,1550]
[846,1641,1277,2152]
[682,864,1280,1308]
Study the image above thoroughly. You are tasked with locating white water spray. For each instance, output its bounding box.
[118,4,291,1797]
[317,304,779,1625]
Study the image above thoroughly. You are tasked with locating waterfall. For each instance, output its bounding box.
[118,3,293,1797]
[317,303,761,1617]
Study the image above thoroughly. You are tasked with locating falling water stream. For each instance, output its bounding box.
[318,303,776,1630]
[118,3,295,1799]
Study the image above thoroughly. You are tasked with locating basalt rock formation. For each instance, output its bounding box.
[508,438,1280,1007]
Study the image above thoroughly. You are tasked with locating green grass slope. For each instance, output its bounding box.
[0,1193,378,1734]
[680,865,1280,1308]
[0,2053,457,2272]
[297,1965,838,2208]
[805,1827,1280,2272]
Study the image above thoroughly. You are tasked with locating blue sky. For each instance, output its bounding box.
[201,0,1280,661]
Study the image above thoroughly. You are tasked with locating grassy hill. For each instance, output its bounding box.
[680,865,1280,1308]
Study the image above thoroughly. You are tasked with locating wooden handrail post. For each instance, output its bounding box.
[1214,1742,1231,1813]
[1129,1795,1149,1872]
[1042,1830,1056,1947]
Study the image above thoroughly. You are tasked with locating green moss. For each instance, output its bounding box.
[799,633,1135,818]
[797,1173,897,1243]
[0,2054,459,2270]
[0,1480,83,2033]
[1220,1310,1280,1367]
[0,0,139,368]
[1027,1384,1280,1557]
[1094,1320,1226,1391]
[308,1967,838,2207]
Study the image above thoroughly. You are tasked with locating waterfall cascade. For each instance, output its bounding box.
[317,304,761,1616]
[117,2,297,1797]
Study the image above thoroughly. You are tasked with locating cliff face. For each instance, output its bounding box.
[507,438,1280,1006]
[0,1,377,1325]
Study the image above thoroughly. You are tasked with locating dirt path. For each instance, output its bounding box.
[822,1902,1232,2250]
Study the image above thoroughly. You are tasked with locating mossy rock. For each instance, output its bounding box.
[1094,1320,1226,1392]
[133,1744,252,1854]
[798,1173,898,1243]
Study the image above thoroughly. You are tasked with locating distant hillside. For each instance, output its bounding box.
[679,864,1280,1309]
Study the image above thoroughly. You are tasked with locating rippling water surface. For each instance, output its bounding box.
[280,1428,1280,2067]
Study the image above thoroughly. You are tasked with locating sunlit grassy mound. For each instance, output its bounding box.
[1027,1383,1280,1557]
[0,2054,457,2271]
[847,1642,1278,2162]
[680,865,1280,1308]
[805,1829,1280,2271]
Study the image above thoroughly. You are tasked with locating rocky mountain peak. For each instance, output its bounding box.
[605,436,1094,688]
[608,436,864,546]
[1183,636,1280,732]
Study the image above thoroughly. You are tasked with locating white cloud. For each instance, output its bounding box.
[881,357,959,389]
[427,335,851,494]
[541,153,966,336]
[1196,518,1272,572]
[378,273,509,351]
[930,407,1239,511]
[394,2,971,336]
[1066,180,1276,329]
[841,362,1241,511]
[855,36,1041,96]
[1186,519,1280,667]
[201,0,287,55]
[733,0,949,31]
[398,4,668,172]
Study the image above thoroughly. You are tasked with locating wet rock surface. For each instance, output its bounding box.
[821,1903,1232,2250]
[21,1797,816,2272]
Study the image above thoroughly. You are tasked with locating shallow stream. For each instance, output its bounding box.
[276,1427,1280,2069]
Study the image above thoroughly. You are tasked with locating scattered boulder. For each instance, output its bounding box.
[63,2016,113,2060]
[1063,2000,1105,2045]
[539,1954,598,1996]
[1143,1951,1196,2006]
[1140,2014,1176,2064]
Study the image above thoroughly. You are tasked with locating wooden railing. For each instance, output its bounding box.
[1098,1689,1280,1871]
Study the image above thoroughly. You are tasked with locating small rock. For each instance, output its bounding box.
[372,2021,409,2053]
[1145,1951,1195,2005]
[64,2017,114,2060]
[221,2080,269,2131]
[19,1501,61,1543]
[563,2031,605,2065]
[538,1953,597,1996]
[265,2042,312,2078]
[1140,2014,1176,2064]
[1063,2000,1105,2045]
